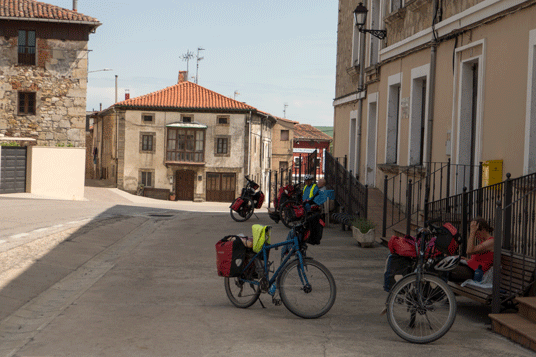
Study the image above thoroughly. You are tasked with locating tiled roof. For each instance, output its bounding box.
[0,0,100,24]
[114,81,257,112]
[275,116,299,124]
[294,124,332,141]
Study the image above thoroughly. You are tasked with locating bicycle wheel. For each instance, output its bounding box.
[386,273,457,344]
[278,258,336,319]
[230,198,254,222]
[224,258,261,308]
[280,200,305,229]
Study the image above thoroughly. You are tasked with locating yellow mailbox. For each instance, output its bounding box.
[482,160,503,187]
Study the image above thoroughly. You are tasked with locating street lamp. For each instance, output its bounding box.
[88,68,113,73]
[353,2,387,40]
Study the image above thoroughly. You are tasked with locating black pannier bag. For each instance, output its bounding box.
[303,214,325,245]
[383,253,414,292]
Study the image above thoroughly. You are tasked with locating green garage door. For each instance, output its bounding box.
[0,147,27,194]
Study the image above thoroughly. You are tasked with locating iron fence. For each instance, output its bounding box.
[382,160,481,237]
[324,152,368,218]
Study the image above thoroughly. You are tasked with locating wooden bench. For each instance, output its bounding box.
[448,251,536,310]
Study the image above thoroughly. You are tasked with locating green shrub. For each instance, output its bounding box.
[352,217,376,234]
[0,142,20,146]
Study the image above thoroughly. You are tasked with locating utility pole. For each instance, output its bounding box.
[180,50,194,81]
[195,47,205,84]
[283,103,288,118]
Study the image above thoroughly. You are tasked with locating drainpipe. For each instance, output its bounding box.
[426,0,439,167]
[356,29,366,179]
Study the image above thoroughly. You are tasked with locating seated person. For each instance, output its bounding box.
[317,178,327,191]
[302,174,319,211]
[449,217,494,282]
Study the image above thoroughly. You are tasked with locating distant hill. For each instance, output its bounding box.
[314,126,333,138]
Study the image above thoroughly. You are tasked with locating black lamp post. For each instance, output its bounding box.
[353,2,387,40]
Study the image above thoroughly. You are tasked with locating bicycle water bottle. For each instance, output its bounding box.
[473,265,484,282]
[268,283,277,296]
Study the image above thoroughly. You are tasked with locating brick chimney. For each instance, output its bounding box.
[178,71,187,83]
[73,0,77,11]
[125,89,130,100]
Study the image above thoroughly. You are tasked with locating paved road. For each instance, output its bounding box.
[0,186,534,356]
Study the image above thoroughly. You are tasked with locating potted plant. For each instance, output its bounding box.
[351,217,376,247]
[169,191,176,201]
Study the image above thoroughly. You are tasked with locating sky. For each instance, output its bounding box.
[48,0,339,127]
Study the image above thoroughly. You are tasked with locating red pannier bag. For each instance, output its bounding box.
[293,205,305,218]
[216,235,247,277]
[388,235,418,258]
[230,197,244,212]
[254,192,265,209]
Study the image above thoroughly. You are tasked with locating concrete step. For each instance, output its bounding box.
[489,313,536,352]
[517,297,536,324]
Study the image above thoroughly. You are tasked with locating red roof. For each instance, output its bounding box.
[114,81,257,112]
[294,124,332,141]
[0,0,100,24]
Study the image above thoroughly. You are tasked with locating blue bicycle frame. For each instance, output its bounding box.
[239,228,308,289]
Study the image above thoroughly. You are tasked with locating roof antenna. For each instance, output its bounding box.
[180,50,194,82]
[283,103,288,118]
[195,47,205,84]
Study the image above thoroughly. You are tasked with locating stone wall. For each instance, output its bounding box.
[0,35,88,147]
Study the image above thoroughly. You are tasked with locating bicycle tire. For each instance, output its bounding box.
[280,200,306,229]
[224,258,261,308]
[278,258,336,319]
[230,198,255,222]
[386,273,457,344]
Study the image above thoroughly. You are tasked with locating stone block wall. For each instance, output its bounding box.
[0,31,89,148]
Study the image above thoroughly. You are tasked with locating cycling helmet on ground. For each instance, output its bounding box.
[434,255,461,271]
[304,174,314,180]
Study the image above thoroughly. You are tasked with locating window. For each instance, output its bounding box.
[18,30,36,65]
[217,116,229,125]
[280,130,289,141]
[182,115,192,123]
[18,92,36,115]
[391,0,403,13]
[216,137,229,155]
[294,156,301,168]
[166,128,205,162]
[140,170,154,187]
[142,113,154,123]
[140,132,155,152]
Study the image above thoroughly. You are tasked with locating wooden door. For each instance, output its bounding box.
[206,173,236,202]
[175,170,195,201]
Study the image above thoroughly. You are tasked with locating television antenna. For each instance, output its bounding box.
[283,103,288,118]
[180,50,194,81]
[234,90,240,100]
[196,47,205,84]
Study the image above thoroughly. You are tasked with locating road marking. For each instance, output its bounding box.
[32,228,49,233]
[10,233,29,239]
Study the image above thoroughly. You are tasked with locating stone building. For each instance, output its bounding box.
[271,116,298,175]
[0,0,101,147]
[91,73,275,202]
[333,0,536,189]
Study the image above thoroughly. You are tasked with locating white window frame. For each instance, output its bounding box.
[385,73,402,164]
[366,92,379,187]
[452,39,486,192]
[351,15,362,67]
[408,64,430,166]
[348,110,358,173]
[525,29,536,175]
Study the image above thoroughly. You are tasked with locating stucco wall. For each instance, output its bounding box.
[26,146,85,200]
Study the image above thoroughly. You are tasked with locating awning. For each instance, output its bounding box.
[165,122,208,129]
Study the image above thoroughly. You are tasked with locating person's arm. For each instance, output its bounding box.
[466,221,493,255]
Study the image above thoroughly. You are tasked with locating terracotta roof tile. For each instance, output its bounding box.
[114,81,257,111]
[294,124,332,141]
[0,0,100,23]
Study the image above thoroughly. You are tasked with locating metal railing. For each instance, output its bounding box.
[382,160,482,237]
[324,152,368,219]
